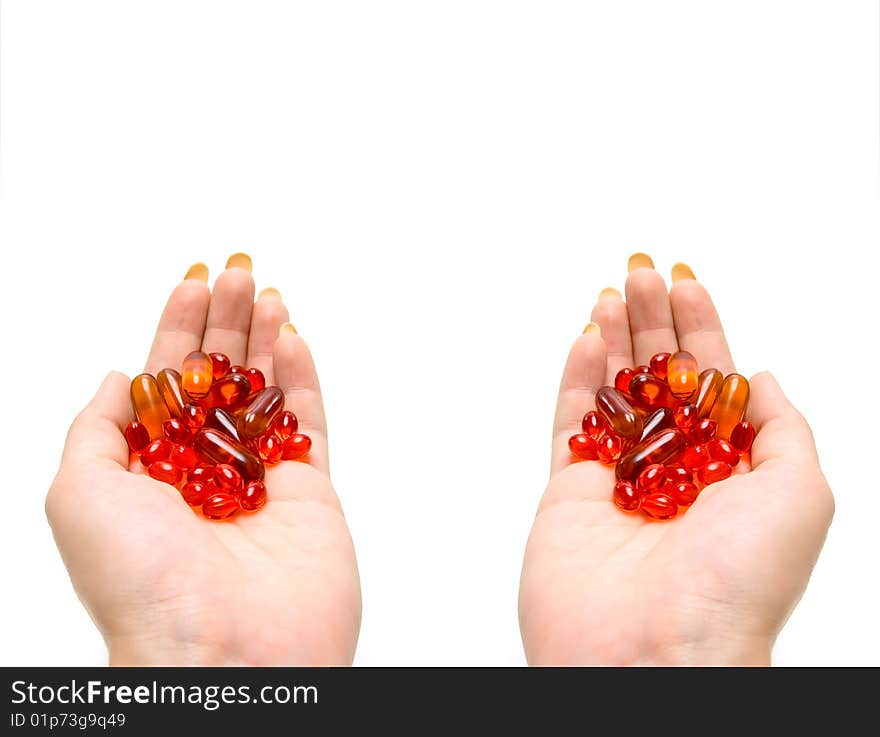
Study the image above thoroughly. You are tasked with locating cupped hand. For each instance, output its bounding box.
[47,256,361,665]
[519,257,833,665]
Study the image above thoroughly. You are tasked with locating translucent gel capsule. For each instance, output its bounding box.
[694,369,723,417]
[629,373,674,410]
[130,374,171,440]
[229,365,245,374]
[148,461,182,485]
[670,481,699,506]
[615,368,635,394]
[666,465,692,483]
[272,411,298,441]
[597,434,622,464]
[673,403,699,431]
[124,421,151,453]
[210,352,231,380]
[569,434,598,461]
[157,369,186,418]
[204,407,242,442]
[650,352,671,381]
[698,460,732,485]
[638,408,675,442]
[707,438,739,466]
[641,492,678,520]
[615,429,687,481]
[681,444,708,471]
[239,386,284,439]
[170,444,199,471]
[582,411,607,440]
[709,373,750,440]
[258,435,283,464]
[162,418,190,444]
[140,438,172,465]
[202,493,240,520]
[181,480,211,506]
[182,403,207,431]
[596,387,642,440]
[240,480,268,511]
[213,463,243,493]
[181,351,214,399]
[245,368,266,394]
[729,421,756,455]
[613,480,640,511]
[281,434,311,461]
[194,428,265,480]
[204,373,252,411]
[637,463,666,491]
[188,465,213,482]
[690,418,718,444]
[666,351,699,399]
[635,365,652,375]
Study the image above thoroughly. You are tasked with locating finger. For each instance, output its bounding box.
[624,254,678,365]
[246,287,289,386]
[668,263,736,375]
[747,371,819,469]
[590,288,633,385]
[143,264,211,375]
[201,254,256,365]
[62,371,131,469]
[551,327,607,475]
[273,324,330,475]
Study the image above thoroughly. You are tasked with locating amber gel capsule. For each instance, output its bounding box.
[239,386,284,439]
[615,428,687,480]
[666,351,699,399]
[596,387,642,440]
[194,428,265,480]
[181,350,214,399]
[638,407,675,443]
[157,368,186,417]
[130,374,171,440]
[204,407,243,442]
[694,369,723,417]
[709,373,750,439]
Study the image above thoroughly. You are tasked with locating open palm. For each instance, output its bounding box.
[47,257,360,665]
[519,260,833,665]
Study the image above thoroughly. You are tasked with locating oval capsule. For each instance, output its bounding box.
[638,407,675,442]
[239,386,284,439]
[666,351,699,399]
[615,428,687,480]
[194,428,265,480]
[130,373,171,440]
[641,492,678,520]
[157,368,186,417]
[629,373,674,410]
[709,373,750,439]
[181,351,214,399]
[204,407,243,442]
[204,373,252,410]
[596,387,642,440]
[694,369,723,417]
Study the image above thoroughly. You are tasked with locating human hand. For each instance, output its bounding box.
[46,256,361,665]
[519,256,833,665]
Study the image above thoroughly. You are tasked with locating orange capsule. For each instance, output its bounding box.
[694,369,723,417]
[281,434,311,461]
[596,387,642,440]
[181,351,214,399]
[240,480,268,511]
[615,428,687,481]
[202,493,240,520]
[666,351,699,399]
[194,428,265,480]
[157,369,186,418]
[569,434,598,461]
[641,492,678,520]
[130,374,171,440]
[709,374,750,439]
[240,387,285,439]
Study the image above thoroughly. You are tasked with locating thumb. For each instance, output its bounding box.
[747,371,819,470]
[61,371,133,469]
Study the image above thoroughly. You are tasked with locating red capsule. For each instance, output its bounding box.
[670,481,699,506]
[690,418,718,444]
[613,480,640,511]
[245,368,266,394]
[124,421,151,453]
[272,411,298,440]
[213,463,243,493]
[666,465,692,483]
[637,463,667,491]
[148,461,182,485]
[181,480,211,506]
[163,418,190,443]
[635,365,652,375]
[629,373,674,410]
[258,434,283,464]
[698,461,732,485]
[673,403,699,431]
[650,352,671,381]
[229,365,246,374]
[194,428,265,480]
[210,352,231,380]
[615,429,687,481]
[188,465,213,482]
[615,368,635,394]
[641,492,678,520]
[681,444,709,471]
[239,386,284,439]
[569,434,598,461]
[204,373,252,411]
[181,350,214,399]
[666,351,699,399]
[281,434,312,461]
[581,411,607,440]
[240,480,268,511]
[170,443,199,471]
[638,407,675,442]
[202,493,240,520]
[596,387,642,440]
[181,403,207,431]
[140,438,172,465]
[729,421,756,455]
[708,438,739,466]
[597,434,623,464]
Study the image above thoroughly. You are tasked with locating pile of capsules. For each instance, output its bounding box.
[124,351,311,520]
[568,351,755,520]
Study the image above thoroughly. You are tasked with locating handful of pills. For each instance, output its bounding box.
[568,351,755,520]
[124,351,311,520]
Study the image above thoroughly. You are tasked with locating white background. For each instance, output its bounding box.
[1,1,878,666]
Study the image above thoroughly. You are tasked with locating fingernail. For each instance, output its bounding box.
[184,262,209,282]
[259,287,281,300]
[599,287,621,300]
[280,322,298,335]
[628,252,654,272]
[226,252,252,272]
[583,322,601,335]
[671,262,696,282]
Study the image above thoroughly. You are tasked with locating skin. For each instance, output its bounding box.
[519,264,834,665]
[46,261,361,665]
